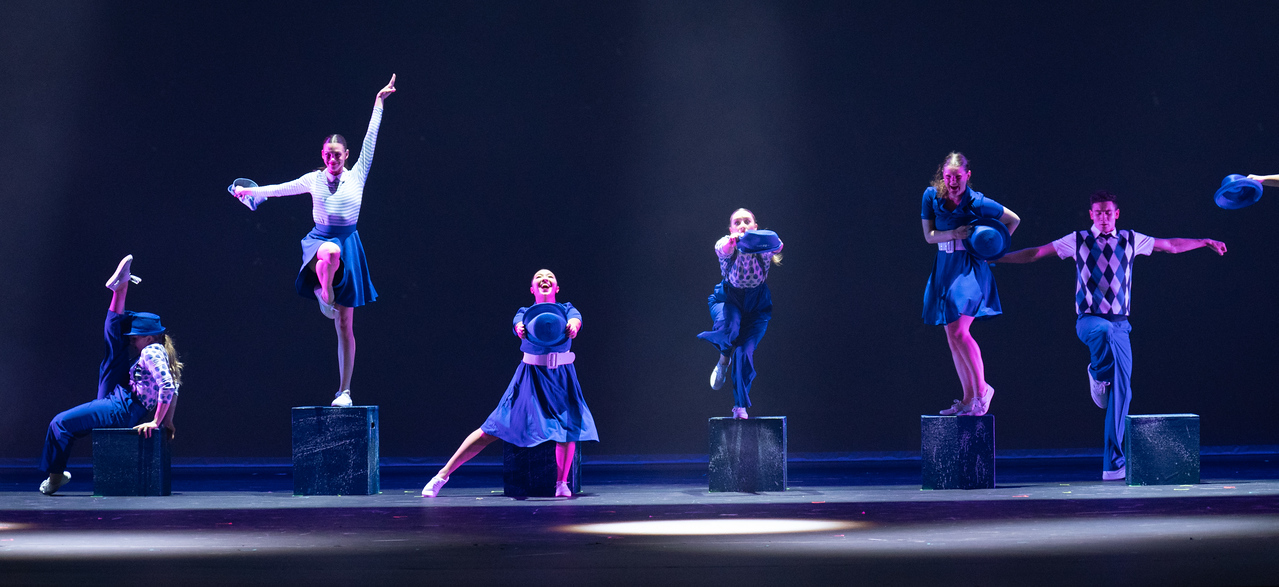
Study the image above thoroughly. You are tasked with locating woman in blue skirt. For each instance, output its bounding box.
[921,152,1020,416]
[38,255,183,495]
[421,269,598,499]
[234,75,395,407]
[698,208,783,420]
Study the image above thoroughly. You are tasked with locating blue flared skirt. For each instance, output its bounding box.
[295,224,377,309]
[922,250,1001,326]
[481,362,598,447]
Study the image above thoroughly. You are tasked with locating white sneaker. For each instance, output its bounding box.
[961,385,994,416]
[710,359,730,390]
[314,286,337,320]
[39,471,71,495]
[555,481,572,498]
[1088,366,1109,409]
[421,475,449,497]
[731,406,748,419]
[939,399,969,416]
[105,255,142,291]
[331,390,352,407]
[1102,466,1126,481]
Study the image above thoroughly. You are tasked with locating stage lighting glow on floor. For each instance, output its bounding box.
[561,519,863,536]
[0,522,31,531]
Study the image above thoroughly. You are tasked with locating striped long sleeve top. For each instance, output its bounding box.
[252,105,383,226]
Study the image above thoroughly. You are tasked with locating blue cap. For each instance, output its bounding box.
[522,303,568,347]
[736,230,782,255]
[963,218,1011,261]
[125,311,166,336]
[1214,174,1263,210]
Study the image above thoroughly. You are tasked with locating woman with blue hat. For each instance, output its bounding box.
[422,269,597,498]
[920,152,1021,417]
[231,75,396,408]
[37,256,184,495]
[698,208,784,420]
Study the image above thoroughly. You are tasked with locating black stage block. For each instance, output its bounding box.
[291,406,380,496]
[921,415,995,490]
[503,441,581,497]
[92,428,171,496]
[708,417,787,492]
[1125,414,1200,486]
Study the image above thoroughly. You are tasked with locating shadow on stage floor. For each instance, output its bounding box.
[1,455,1277,586]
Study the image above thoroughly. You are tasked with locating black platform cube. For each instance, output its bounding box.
[1125,414,1200,486]
[291,406,380,496]
[708,417,787,492]
[921,415,995,490]
[92,428,171,496]
[502,441,581,497]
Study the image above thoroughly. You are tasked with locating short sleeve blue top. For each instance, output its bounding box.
[920,187,1005,231]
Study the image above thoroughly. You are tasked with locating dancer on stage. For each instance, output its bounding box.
[233,75,395,407]
[38,256,183,495]
[698,208,784,420]
[421,269,597,498]
[998,190,1226,480]
[920,152,1020,417]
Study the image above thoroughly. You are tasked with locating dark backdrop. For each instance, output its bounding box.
[3,1,1277,460]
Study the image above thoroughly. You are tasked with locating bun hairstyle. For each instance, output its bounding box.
[929,151,971,201]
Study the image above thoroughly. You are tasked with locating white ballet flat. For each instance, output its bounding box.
[105,255,142,291]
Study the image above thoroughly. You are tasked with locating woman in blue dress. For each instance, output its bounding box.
[421,269,598,498]
[920,152,1020,416]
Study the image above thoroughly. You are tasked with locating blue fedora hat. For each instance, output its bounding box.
[736,230,782,255]
[125,311,166,336]
[522,303,568,347]
[963,218,1011,261]
[227,178,266,211]
[1214,174,1263,210]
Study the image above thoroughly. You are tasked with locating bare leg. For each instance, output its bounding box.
[555,441,577,484]
[109,281,128,314]
[313,242,341,306]
[945,331,974,403]
[436,429,499,478]
[944,316,987,401]
[334,306,355,393]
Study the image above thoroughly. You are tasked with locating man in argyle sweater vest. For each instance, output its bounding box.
[999,190,1226,481]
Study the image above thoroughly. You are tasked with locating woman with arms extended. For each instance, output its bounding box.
[421,269,598,498]
[698,208,784,420]
[39,256,183,495]
[233,75,395,407]
[921,152,1020,416]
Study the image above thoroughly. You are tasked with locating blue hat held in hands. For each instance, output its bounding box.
[522,303,568,347]
[963,218,1011,261]
[1214,174,1263,210]
[736,230,782,255]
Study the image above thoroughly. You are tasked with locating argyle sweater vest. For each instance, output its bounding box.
[1073,229,1135,316]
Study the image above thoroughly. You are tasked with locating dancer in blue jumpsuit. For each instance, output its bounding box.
[421,269,597,498]
[999,190,1226,480]
[920,152,1021,417]
[38,255,183,495]
[698,208,784,420]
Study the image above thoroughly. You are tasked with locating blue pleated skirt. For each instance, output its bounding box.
[481,362,598,447]
[295,224,378,309]
[922,250,1001,326]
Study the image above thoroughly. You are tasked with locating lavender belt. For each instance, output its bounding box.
[523,351,576,369]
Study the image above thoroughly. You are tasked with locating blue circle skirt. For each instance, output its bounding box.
[481,363,599,447]
[922,250,1001,326]
[295,224,378,309]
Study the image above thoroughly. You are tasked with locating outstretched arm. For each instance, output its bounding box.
[998,243,1057,264]
[1152,238,1227,255]
[352,74,395,181]
[921,219,974,244]
[1247,174,1279,188]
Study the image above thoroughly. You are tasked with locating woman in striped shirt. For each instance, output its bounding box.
[234,75,395,407]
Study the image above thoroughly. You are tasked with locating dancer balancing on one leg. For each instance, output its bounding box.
[422,269,598,498]
[698,209,784,420]
[38,255,183,495]
[920,152,1021,417]
[997,190,1225,481]
[233,75,396,407]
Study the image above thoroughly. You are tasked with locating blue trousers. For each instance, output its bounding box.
[40,386,148,475]
[697,281,772,408]
[1076,314,1133,472]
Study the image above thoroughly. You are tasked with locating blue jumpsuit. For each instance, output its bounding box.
[697,240,779,409]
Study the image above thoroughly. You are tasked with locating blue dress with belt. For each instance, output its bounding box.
[921,186,1005,326]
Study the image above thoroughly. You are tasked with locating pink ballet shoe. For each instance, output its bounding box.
[555,481,572,498]
[961,385,994,416]
[105,255,142,291]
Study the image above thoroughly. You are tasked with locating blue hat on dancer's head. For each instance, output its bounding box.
[125,312,166,337]
[736,230,782,255]
[1214,174,1264,210]
[522,303,568,347]
[963,218,1011,261]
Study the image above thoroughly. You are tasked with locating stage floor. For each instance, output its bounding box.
[2,456,1278,586]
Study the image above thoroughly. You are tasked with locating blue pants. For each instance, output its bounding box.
[697,281,772,408]
[1076,314,1133,472]
[41,311,149,475]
